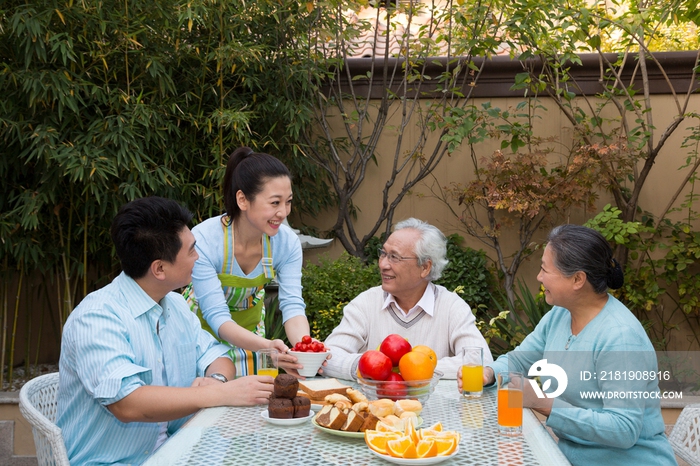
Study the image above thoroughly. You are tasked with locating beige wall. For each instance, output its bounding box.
[297,92,700,350]
[301,92,700,254]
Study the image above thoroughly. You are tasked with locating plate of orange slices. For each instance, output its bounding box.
[364,421,460,465]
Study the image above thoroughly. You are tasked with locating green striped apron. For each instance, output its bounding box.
[183,220,275,377]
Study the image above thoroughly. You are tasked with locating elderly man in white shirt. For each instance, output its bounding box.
[323,218,493,380]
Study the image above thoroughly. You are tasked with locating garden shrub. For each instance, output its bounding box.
[478,281,551,357]
[302,253,380,341]
[435,234,494,310]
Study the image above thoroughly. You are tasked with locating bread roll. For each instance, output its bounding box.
[325,393,351,404]
[346,388,368,404]
[381,414,402,427]
[394,399,423,416]
[368,398,395,418]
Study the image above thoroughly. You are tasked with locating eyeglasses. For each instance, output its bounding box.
[378,248,418,264]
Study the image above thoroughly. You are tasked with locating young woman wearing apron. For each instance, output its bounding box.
[184,148,311,377]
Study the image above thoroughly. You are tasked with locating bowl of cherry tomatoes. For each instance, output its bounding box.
[289,335,329,377]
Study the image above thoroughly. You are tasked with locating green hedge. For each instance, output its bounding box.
[302,253,381,341]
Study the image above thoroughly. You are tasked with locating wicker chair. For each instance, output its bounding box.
[669,403,700,466]
[18,372,70,466]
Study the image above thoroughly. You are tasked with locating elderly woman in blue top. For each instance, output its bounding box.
[184,147,312,377]
[459,224,677,466]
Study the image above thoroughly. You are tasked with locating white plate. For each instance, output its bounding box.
[261,409,315,426]
[368,446,460,465]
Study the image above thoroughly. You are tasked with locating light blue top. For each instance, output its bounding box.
[490,294,677,466]
[190,215,306,336]
[56,272,231,466]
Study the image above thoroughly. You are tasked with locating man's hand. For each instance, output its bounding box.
[219,375,274,406]
[456,365,494,392]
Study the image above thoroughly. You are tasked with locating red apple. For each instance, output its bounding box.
[379,334,412,367]
[358,350,393,381]
[378,372,407,400]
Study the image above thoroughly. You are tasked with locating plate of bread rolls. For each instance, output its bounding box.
[312,388,423,438]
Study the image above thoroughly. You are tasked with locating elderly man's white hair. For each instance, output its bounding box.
[393,218,448,281]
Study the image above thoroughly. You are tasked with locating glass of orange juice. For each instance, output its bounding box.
[256,349,279,378]
[497,371,523,436]
[461,346,484,399]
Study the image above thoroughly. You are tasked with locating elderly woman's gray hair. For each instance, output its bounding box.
[547,224,624,293]
[394,218,448,281]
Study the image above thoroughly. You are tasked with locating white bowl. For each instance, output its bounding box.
[288,350,329,377]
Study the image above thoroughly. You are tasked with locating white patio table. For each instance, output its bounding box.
[143,379,571,465]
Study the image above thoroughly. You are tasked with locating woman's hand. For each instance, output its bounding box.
[268,338,289,354]
[264,338,302,378]
[523,377,553,417]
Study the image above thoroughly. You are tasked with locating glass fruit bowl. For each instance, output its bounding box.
[356,370,443,405]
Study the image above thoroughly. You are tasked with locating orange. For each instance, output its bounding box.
[434,437,458,456]
[386,436,414,457]
[398,351,434,381]
[365,431,401,455]
[416,439,438,458]
[412,345,437,369]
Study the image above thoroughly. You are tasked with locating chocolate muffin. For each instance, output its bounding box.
[268,398,294,419]
[292,396,311,418]
[273,374,299,399]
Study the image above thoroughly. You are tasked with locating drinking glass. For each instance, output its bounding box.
[461,346,484,399]
[256,349,279,377]
[497,371,523,436]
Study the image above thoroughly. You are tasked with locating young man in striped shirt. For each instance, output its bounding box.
[57,197,274,465]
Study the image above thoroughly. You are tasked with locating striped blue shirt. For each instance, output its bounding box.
[57,272,231,465]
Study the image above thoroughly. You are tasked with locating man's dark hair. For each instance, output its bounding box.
[111,197,193,279]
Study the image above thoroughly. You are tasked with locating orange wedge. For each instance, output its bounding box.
[386,436,414,458]
[424,421,443,432]
[418,429,441,440]
[365,431,401,455]
[416,439,438,458]
[435,437,458,456]
[402,443,418,459]
[376,421,399,433]
[406,419,420,444]
[435,431,461,443]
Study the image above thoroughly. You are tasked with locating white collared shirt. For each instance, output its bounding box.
[382,282,436,321]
